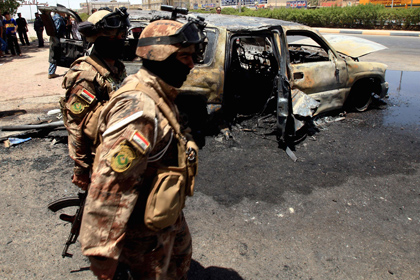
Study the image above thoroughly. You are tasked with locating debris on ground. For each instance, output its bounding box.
[286,146,298,162]
[47,109,62,116]
[313,112,347,128]
[4,137,32,147]
[0,110,27,118]
[0,120,64,131]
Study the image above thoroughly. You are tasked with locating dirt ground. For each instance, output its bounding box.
[1,38,419,279]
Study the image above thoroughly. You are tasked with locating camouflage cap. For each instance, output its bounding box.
[136,20,184,61]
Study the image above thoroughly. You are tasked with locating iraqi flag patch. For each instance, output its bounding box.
[78,88,96,104]
[130,130,150,154]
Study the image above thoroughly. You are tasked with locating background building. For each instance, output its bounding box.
[140,0,190,10]
[192,0,221,9]
[79,0,131,14]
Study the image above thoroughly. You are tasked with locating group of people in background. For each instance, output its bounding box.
[0,7,79,80]
[0,11,45,57]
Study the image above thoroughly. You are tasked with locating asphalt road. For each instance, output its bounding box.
[0,32,419,279]
[349,34,420,72]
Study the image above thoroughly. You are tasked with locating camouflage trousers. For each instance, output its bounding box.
[118,212,192,280]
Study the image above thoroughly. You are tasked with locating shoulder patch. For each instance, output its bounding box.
[110,142,137,173]
[69,100,88,115]
[68,88,96,115]
[129,130,150,154]
[77,88,96,104]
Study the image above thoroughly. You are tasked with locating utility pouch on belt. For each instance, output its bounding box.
[132,83,198,231]
[145,166,187,231]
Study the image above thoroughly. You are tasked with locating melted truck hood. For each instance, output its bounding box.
[293,34,388,58]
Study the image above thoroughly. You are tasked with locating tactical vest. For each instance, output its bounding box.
[98,81,198,231]
[63,55,125,95]
[60,56,125,143]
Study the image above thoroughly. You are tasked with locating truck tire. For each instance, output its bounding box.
[347,79,374,112]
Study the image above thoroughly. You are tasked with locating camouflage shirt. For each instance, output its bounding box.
[79,67,184,260]
[61,53,126,173]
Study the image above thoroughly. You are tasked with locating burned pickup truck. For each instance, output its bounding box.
[39,6,389,144]
[129,10,389,143]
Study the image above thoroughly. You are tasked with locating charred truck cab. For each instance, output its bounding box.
[174,13,388,144]
[172,15,298,142]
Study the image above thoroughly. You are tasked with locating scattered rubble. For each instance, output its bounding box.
[4,137,32,147]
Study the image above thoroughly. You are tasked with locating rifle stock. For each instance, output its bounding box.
[48,192,86,258]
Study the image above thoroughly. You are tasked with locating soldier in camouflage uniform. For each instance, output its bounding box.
[61,8,130,190]
[79,19,206,279]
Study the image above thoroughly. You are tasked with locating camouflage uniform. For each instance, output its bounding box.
[61,52,126,178]
[80,67,196,279]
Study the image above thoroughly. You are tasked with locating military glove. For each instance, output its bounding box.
[72,166,90,190]
[89,256,119,280]
[72,173,90,190]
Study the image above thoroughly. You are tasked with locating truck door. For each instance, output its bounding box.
[286,30,349,113]
[272,30,293,141]
[39,6,87,68]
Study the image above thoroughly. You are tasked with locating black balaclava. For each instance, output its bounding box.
[142,53,191,88]
[93,36,125,60]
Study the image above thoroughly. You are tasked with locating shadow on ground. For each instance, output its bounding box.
[0,41,49,64]
[188,260,244,280]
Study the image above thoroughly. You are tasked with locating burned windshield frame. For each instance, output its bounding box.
[196,27,218,65]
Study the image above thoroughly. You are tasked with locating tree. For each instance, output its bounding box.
[0,0,23,15]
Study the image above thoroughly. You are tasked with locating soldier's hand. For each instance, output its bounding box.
[72,173,90,190]
[89,256,119,280]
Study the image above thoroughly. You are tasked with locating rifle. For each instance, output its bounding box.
[48,192,86,258]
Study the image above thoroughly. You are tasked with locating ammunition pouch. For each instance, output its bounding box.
[144,166,187,231]
[144,133,197,231]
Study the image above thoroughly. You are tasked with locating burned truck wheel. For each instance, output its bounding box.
[175,95,208,148]
[346,79,375,112]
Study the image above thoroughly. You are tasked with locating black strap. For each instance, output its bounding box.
[137,34,184,47]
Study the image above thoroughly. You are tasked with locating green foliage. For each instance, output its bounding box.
[402,7,420,29]
[220,7,241,15]
[79,13,89,21]
[0,0,23,15]
[194,5,420,30]
[190,9,212,14]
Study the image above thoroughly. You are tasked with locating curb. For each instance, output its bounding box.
[315,28,420,37]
